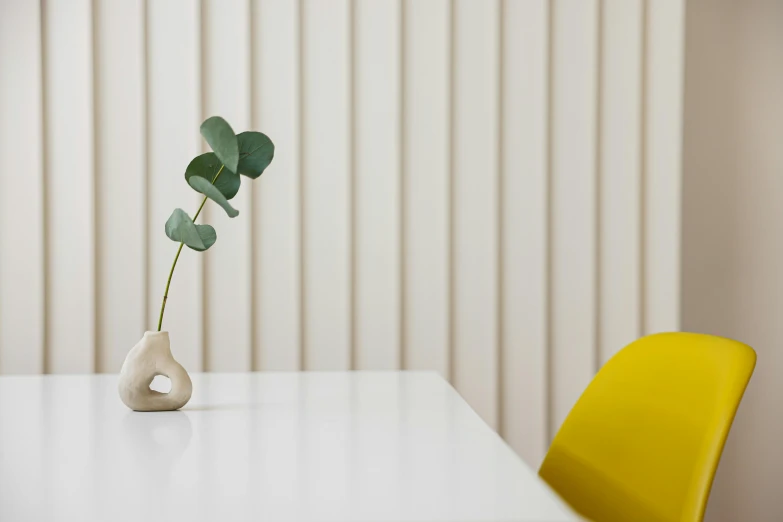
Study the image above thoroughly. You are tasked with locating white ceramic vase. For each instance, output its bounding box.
[118,331,192,411]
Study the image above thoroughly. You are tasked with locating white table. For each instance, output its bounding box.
[0,372,579,522]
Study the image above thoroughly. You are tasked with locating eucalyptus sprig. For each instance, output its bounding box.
[156,116,274,331]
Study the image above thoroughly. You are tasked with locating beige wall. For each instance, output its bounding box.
[683,1,783,521]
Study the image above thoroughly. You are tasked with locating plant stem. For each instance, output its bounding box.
[156,165,225,331]
[157,243,184,331]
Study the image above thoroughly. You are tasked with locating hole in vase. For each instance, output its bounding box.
[149,375,172,394]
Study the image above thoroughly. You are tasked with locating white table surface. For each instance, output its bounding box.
[0,372,579,522]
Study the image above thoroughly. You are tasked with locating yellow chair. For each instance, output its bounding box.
[539,332,756,522]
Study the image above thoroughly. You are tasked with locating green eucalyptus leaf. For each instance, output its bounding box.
[164,208,217,252]
[192,224,217,251]
[236,131,274,179]
[193,224,217,250]
[200,116,239,173]
[185,152,240,200]
[188,176,240,218]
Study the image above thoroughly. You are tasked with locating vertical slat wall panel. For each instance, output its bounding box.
[202,0,253,371]
[501,0,549,465]
[452,0,500,429]
[550,0,599,434]
[94,0,146,373]
[301,0,351,370]
[599,0,643,365]
[252,0,301,371]
[147,0,204,372]
[0,0,45,374]
[0,0,687,455]
[644,0,684,334]
[354,0,402,370]
[43,0,96,374]
[401,0,451,377]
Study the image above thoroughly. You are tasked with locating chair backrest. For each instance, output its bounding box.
[539,332,756,522]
